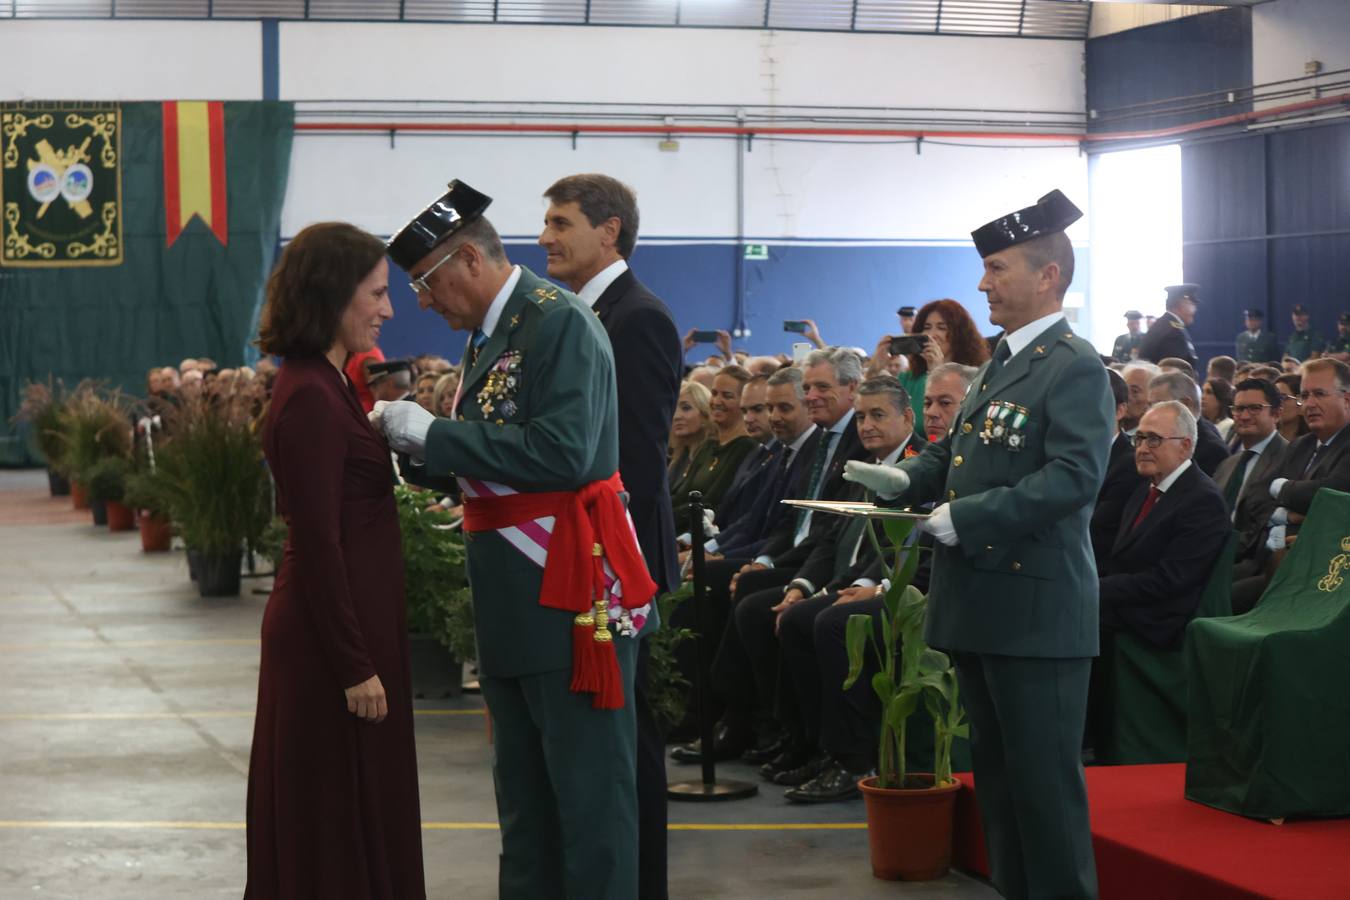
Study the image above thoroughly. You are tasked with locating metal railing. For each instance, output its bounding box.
[0,0,1090,38]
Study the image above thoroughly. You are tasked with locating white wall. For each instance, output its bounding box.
[0,21,262,100]
[1253,0,1350,106]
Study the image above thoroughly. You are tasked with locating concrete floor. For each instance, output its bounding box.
[0,468,997,899]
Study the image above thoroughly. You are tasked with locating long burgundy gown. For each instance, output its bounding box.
[245,356,425,900]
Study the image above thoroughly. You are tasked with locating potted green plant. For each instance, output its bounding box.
[12,378,72,495]
[155,395,271,597]
[844,517,968,881]
[53,382,134,512]
[85,455,135,531]
[394,485,475,697]
[125,467,174,552]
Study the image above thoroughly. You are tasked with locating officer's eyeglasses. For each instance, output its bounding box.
[1233,403,1273,415]
[1132,432,1187,449]
[1298,388,1346,403]
[409,245,464,296]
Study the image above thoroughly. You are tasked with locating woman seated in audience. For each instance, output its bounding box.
[670,365,756,522]
[413,371,440,412]
[894,298,990,424]
[1202,377,1235,442]
[1274,373,1311,442]
[668,380,715,487]
[431,371,460,418]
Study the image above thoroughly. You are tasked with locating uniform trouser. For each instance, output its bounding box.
[953,652,1098,900]
[778,593,884,760]
[481,636,639,900]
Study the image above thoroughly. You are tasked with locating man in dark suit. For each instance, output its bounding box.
[1099,402,1230,649]
[1213,378,1287,522]
[1139,283,1200,373]
[1231,358,1350,613]
[540,174,682,900]
[846,189,1110,898]
[1091,368,1144,566]
[1147,370,1230,476]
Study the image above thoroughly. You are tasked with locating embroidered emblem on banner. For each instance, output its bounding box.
[1318,536,1350,593]
[1,103,122,267]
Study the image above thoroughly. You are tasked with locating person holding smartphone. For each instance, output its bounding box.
[875,299,990,424]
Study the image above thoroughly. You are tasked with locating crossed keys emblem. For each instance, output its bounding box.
[1317,536,1350,593]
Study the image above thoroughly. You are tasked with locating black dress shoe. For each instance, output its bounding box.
[783,761,867,803]
[669,724,750,764]
[741,735,786,766]
[771,751,830,786]
[759,747,810,781]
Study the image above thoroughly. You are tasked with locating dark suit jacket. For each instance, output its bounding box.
[714,440,779,530]
[715,428,821,560]
[1091,431,1145,567]
[594,268,683,594]
[1236,427,1350,559]
[1213,431,1288,514]
[1193,418,1231,477]
[1138,310,1198,372]
[1099,463,1229,649]
[759,414,871,567]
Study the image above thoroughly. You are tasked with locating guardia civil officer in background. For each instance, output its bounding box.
[1235,309,1279,364]
[1110,310,1144,363]
[539,173,682,900]
[846,190,1113,899]
[1139,283,1200,373]
[374,181,657,900]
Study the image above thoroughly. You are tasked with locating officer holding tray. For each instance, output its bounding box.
[845,190,1112,899]
[373,180,656,900]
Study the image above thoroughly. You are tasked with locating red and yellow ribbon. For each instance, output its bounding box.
[162,101,228,247]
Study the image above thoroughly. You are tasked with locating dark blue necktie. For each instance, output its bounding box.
[469,328,488,365]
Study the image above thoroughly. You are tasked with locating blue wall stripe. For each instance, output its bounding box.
[261,19,279,102]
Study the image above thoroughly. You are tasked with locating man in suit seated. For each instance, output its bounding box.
[1213,378,1288,521]
[1099,401,1229,649]
[1091,368,1144,566]
[1148,370,1230,476]
[1232,358,1350,613]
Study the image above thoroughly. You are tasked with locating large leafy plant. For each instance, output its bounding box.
[12,378,70,469]
[49,381,134,480]
[844,517,967,790]
[393,485,475,661]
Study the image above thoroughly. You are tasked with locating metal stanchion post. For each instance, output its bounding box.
[668,491,758,802]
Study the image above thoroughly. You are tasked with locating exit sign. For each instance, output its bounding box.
[743,243,769,260]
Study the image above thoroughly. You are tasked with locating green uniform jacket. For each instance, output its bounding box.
[407,267,620,679]
[1285,329,1324,362]
[1235,329,1279,364]
[889,318,1113,659]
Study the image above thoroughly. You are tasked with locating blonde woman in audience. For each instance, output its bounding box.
[414,371,440,412]
[669,380,714,486]
[431,371,461,417]
[671,365,757,521]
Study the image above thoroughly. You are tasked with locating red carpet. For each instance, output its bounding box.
[953,764,1350,899]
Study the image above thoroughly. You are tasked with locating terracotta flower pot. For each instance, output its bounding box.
[71,480,89,510]
[858,774,962,881]
[139,512,172,553]
[106,500,136,532]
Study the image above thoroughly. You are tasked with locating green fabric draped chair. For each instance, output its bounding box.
[1096,532,1238,766]
[1185,488,1350,818]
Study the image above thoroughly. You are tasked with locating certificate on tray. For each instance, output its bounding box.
[779,499,931,520]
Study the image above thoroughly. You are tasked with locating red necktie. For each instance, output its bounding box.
[1131,485,1161,530]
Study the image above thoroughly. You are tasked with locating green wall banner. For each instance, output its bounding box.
[0,101,293,465]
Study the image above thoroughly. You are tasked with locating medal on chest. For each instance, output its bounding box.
[476,350,523,420]
[979,400,1030,451]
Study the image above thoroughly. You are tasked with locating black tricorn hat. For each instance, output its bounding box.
[1165,284,1200,304]
[387,180,492,272]
[1244,309,1265,319]
[365,359,413,384]
[897,306,917,317]
[971,189,1082,258]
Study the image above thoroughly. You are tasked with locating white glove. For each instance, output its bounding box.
[703,506,720,539]
[375,399,436,458]
[922,502,960,547]
[843,459,910,498]
[1266,524,1287,552]
[368,400,390,426]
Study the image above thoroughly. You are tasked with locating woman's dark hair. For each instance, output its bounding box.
[1205,377,1234,420]
[1274,373,1302,397]
[909,298,991,377]
[256,222,387,357]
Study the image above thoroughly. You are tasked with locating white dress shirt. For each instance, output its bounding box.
[577,258,629,308]
[481,266,522,339]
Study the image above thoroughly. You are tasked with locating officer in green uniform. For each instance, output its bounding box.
[1235,309,1279,363]
[1285,303,1324,362]
[375,181,650,900]
[846,190,1111,899]
[1110,310,1144,363]
[1326,312,1350,362]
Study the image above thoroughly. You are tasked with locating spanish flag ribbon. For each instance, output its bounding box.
[162,101,228,247]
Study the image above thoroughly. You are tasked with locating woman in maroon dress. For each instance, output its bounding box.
[245,222,425,899]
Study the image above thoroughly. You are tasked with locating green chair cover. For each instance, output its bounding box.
[1185,488,1350,818]
[1097,532,1238,765]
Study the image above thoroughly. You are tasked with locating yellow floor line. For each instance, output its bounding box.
[0,820,864,832]
[0,709,483,721]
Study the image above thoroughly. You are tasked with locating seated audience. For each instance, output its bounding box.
[671,365,757,522]
[1091,369,1143,566]
[1119,361,1160,433]
[703,374,782,534]
[413,371,440,411]
[1201,377,1235,442]
[1147,371,1230,475]
[1273,373,1310,442]
[920,362,979,440]
[1157,357,1197,379]
[1214,378,1287,521]
[431,371,461,418]
[1206,355,1237,385]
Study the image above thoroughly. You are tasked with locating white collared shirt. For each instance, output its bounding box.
[578,258,629,308]
[1002,310,1069,360]
[1154,458,1192,494]
[481,266,522,339]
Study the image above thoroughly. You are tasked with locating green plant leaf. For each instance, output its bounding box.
[871,671,895,707]
[843,613,873,689]
[886,686,921,733]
